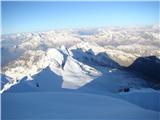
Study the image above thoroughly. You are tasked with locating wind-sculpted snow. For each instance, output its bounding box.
[62,56,100,89]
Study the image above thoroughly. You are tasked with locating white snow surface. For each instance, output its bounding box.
[2,91,160,120]
[1,25,160,119]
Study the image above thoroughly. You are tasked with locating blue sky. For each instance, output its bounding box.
[2,1,159,34]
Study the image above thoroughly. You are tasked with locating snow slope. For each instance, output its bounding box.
[2,92,159,120]
[5,67,64,92]
[119,89,160,111]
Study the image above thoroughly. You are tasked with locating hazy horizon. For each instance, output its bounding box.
[2,1,159,34]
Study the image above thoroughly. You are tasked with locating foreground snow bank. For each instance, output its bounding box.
[2,92,159,120]
[119,88,160,111]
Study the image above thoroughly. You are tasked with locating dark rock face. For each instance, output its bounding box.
[127,56,160,85]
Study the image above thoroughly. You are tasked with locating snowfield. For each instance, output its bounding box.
[2,92,160,120]
[1,25,160,119]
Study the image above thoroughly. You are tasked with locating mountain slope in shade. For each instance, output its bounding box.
[1,74,13,90]
[127,56,160,85]
[5,66,64,92]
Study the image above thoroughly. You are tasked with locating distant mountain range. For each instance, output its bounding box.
[1,25,160,93]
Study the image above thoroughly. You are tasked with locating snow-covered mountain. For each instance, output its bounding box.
[1,25,160,66]
[1,41,151,93]
[1,25,160,91]
[1,25,160,119]
[1,45,102,92]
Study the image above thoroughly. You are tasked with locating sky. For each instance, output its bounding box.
[2,1,159,34]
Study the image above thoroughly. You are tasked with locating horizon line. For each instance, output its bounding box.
[2,24,159,35]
